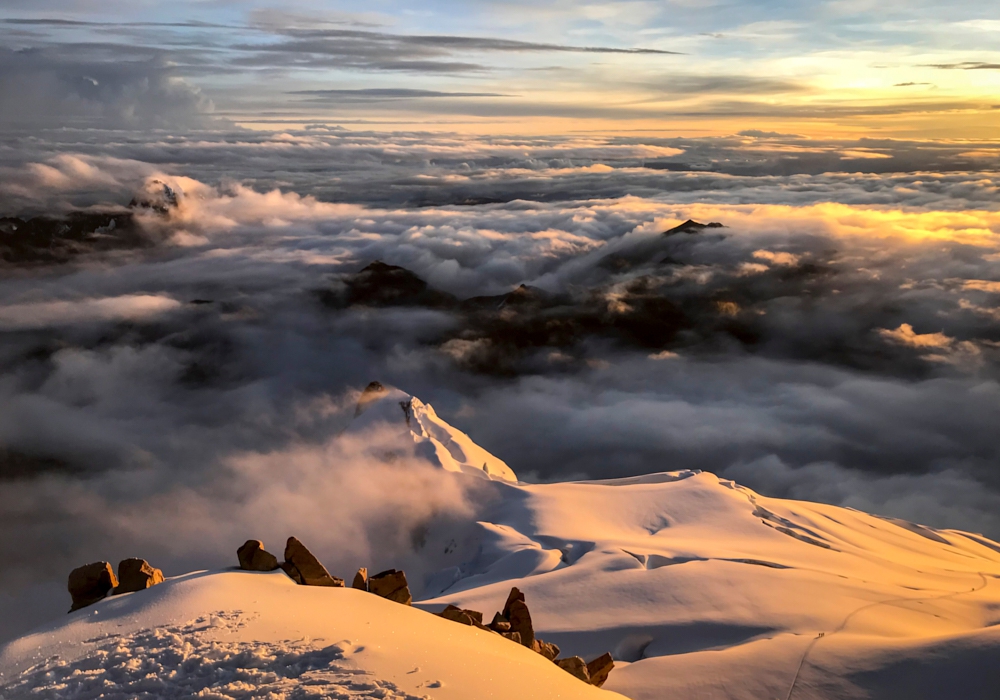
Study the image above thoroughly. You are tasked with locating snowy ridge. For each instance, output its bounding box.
[349,384,517,482]
[0,572,623,699]
[417,470,1000,699]
[4,389,1000,699]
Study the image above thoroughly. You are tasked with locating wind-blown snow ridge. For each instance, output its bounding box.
[4,397,1000,699]
[349,383,517,482]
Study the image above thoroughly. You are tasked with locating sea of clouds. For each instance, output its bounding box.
[2,127,1000,641]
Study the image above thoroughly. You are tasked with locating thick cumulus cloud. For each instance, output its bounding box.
[0,45,215,131]
[2,132,1000,642]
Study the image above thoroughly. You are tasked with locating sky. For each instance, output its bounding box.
[2,0,1000,137]
[2,0,1000,644]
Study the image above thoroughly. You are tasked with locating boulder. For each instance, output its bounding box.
[501,631,522,645]
[439,605,484,627]
[237,540,280,572]
[282,537,344,587]
[68,561,118,612]
[351,567,368,591]
[556,656,591,683]
[586,652,615,688]
[533,639,561,661]
[368,568,412,605]
[489,611,511,632]
[114,558,164,595]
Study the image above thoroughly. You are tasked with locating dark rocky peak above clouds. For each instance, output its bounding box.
[461,283,566,312]
[663,219,725,236]
[320,260,458,309]
[128,180,180,214]
[0,211,147,265]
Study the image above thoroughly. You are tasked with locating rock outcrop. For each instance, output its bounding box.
[368,569,412,605]
[68,562,118,612]
[555,656,591,682]
[282,537,344,587]
[500,587,534,648]
[352,567,368,590]
[438,604,485,627]
[533,639,561,661]
[586,652,615,688]
[114,558,164,595]
[237,540,280,572]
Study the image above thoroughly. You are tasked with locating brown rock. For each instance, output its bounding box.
[114,558,164,595]
[586,652,615,688]
[237,540,280,572]
[368,568,412,605]
[68,561,118,612]
[501,586,535,646]
[533,639,561,661]
[489,611,511,632]
[506,598,534,648]
[280,560,304,584]
[439,605,484,626]
[501,631,522,645]
[555,656,591,683]
[352,567,368,591]
[283,537,344,587]
[502,586,525,618]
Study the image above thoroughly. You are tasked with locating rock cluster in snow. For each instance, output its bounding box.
[234,538,615,687]
[237,537,415,605]
[67,557,163,612]
[436,586,614,687]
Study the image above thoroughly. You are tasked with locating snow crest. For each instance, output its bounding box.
[349,385,517,482]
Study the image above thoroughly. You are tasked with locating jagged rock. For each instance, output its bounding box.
[502,587,534,647]
[280,560,304,584]
[501,631,522,645]
[533,639,561,661]
[237,540,279,572]
[282,537,344,587]
[368,568,412,604]
[352,567,368,590]
[68,562,118,612]
[586,652,615,688]
[489,611,511,632]
[556,656,591,682]
[439,605,484,627]
[114,558,164,595]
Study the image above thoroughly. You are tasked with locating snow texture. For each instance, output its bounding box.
[5,613,416,699]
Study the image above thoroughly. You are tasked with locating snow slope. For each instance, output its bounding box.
[416,470,1000,700]
[0,571,624,699]
[4,388,1000,699]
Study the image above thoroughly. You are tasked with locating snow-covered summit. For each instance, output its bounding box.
[348,381,517,483]
[4,392,1000,699]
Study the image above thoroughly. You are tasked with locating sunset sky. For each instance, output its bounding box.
[3,0,1000,137]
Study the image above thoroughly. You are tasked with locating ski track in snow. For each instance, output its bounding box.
[1,611,426,700]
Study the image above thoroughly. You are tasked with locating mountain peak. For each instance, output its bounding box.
[348,382,517,482]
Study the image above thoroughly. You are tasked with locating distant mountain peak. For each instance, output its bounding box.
[662,219,724,236]
[348,382,517,482]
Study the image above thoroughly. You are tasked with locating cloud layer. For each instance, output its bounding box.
[1,128,1000,643]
